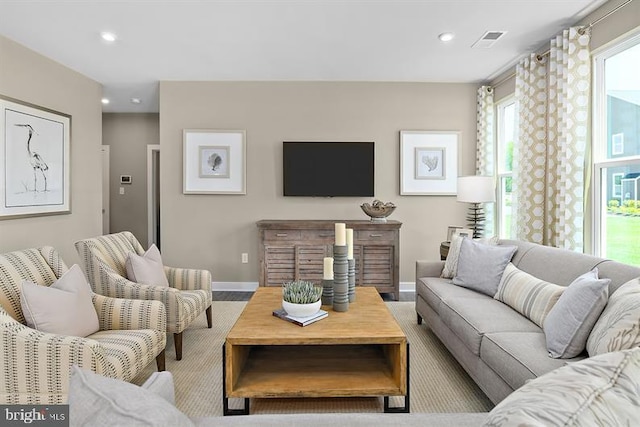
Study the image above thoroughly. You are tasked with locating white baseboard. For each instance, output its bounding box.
[213,281,416,293]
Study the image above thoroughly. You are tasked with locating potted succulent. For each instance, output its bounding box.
[282,280,322,318]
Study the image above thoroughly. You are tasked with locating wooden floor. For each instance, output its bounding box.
[213,290,415,302]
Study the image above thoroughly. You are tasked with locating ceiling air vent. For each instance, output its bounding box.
[472,31,507,48]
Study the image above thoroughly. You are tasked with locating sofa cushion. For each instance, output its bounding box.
[587,277,640,356]
[439,297,540,356]
[544,268,610,359]
[125,244,169,287]
[494,263,565,328]
[416,277,489,315]
[481,331,585,390]
[483,347,640,427]
[453,239,516,296]
[20,264,99,337]
[69,366,193,427]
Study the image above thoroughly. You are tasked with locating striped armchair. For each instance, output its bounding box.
[75,232,212,360]
[0,247,167,404]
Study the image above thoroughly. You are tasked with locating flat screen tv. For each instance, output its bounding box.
[283,142,374,197]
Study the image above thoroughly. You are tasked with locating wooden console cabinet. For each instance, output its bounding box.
[257,220,401,300]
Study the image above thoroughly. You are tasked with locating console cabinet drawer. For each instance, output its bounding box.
[264,230,301,241]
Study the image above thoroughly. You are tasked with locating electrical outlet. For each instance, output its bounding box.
[241,253,248,264]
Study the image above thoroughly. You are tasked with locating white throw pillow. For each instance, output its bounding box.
[484,347,640,426]
[587,277,640,356]
[495,263,565,328]
[20,264,99,337]
[125,244,169,287]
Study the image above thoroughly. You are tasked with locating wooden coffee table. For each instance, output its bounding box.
[223,287,409,415]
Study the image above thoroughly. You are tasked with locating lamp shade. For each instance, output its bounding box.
[457,176,496,203]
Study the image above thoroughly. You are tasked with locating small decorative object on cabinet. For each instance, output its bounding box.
[360,200,396,222]
[257,220,402,300]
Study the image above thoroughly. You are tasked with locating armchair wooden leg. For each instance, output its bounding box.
[156,350,166,371]
[206,305,212,328]
[174,332,183,361]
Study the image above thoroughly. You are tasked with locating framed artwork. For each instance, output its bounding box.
[183,129,246,194]
[400,131,459,195]
[454,228,474,239]
[446,226,463,241]
[0,96,71,219]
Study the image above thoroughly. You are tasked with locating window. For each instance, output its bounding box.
[593,32,640,266]
[496,97,517,239]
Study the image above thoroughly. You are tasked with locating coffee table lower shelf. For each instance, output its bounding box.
[222,343,410,415]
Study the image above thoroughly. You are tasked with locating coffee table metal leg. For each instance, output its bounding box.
[222,344,250,416]
[383,342,410,413]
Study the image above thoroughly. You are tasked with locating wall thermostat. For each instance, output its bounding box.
[120,175,132,184]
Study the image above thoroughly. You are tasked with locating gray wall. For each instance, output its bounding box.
[0,35,102,265]
[159,81,477,284]
[102,113,159,244]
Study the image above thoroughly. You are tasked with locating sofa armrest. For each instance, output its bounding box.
[141,371,175,405]
[416,260,445,279]
[92,294,167,333]
[165,266,212,292]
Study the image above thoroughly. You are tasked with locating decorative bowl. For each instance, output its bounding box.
[360,200,396,222]
[282,300,321,318]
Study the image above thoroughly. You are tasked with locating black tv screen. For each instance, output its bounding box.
[283,142,374,197]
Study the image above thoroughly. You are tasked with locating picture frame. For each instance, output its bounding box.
[183,129,246,194]
[400,130,459,195]
[454,228,474,239]
[446,226,463,241]
[0,96,71,219]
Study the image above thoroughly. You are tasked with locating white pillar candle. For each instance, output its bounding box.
[346,228,354,259]
[323,257,334,279]
[335,223,346,246]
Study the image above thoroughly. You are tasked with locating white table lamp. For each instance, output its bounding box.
[457,176,496,238]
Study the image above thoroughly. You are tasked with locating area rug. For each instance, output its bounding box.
[132,301,494,416]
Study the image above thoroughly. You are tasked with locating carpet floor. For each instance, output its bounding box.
[132,301,494,416]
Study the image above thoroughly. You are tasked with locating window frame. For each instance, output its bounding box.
[592,30,640,258]
[495,95,516,239]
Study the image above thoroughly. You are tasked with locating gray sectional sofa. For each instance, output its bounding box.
[415,239,640,404]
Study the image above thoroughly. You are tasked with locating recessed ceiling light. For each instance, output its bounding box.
[101,98,110,105]
[100,32,117,42]
[438,32,455,42]
[130,98,142,104]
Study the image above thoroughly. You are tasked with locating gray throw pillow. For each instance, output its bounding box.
[544,268,610,359]
[69,366,194,427]
[453,238,516,297]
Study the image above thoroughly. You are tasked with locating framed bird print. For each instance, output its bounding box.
[183,129,246,194]
[0,96,71,219]
[400,130,459,195]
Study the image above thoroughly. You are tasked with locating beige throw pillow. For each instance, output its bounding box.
[125,244,169,287]
[20,264,99,337]
[495,263,565,328]
[587,277,640,356]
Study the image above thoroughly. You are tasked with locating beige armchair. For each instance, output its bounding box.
[75,232,212,360]
[0,246,166,404]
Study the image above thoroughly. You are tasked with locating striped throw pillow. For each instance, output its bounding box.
[495,263,565,328]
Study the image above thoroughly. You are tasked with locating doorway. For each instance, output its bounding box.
[147,145,161,249]
[101,145,110,234]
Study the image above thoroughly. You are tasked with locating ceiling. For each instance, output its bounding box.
[0,0,609,113]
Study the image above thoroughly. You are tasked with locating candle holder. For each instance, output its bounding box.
[321,279,334,306]
[332,245,349,312]
[348,258,356,303]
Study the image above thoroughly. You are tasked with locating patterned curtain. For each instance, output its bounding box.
[476,85,495,236]
[513,27,590,250]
